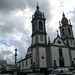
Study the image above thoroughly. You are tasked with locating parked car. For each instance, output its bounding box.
[49,69,60,75]
[49,68,72,75]
[72,69,75,75]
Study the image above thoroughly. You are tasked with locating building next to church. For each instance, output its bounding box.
[17,4,75,72]
[0,60,15,73]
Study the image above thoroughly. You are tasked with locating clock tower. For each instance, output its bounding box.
[31,4,48,69]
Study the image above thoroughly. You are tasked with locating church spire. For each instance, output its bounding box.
[32,3,45,19]
[31,3,47,45]
[36,2,39,10]
[62,12,65,18]
[61,13,68,26]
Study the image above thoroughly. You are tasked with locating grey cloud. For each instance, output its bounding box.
[0,22,15,34]
[2,50,13,55]
[0,47,14,63]
[0,52,4,60]
[0,13,29,38]
[0,0,52,22]
[27,0,52,23]
[8,38,29,60]
[46,25,57,42]
[39,0,52,21]
[0,0,27,13]
[0,0,52,37]
[0,0,53,63]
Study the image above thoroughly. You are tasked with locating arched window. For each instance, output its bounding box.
[68,27,71,35]
[39,21,43,30]
[62,28,65,36]
[33,22,36,32]
[59,48,63,57]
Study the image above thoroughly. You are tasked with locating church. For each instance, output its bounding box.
[17,4,75,72]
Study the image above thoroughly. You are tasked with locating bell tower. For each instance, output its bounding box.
[31,4,48,69]
[31,3,47,46]
[59,13,75,47]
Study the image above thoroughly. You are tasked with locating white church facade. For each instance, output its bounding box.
[17,4,75,72]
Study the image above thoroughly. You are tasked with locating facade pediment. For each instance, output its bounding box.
[52,36,66,46]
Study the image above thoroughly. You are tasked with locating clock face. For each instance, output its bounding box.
[40,36,43,41]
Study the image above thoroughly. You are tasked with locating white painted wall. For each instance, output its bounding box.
[32,48,36,63]
[20,62,22,70]
[71,50,75,63]
[17,62,23,70]
[25,58,31,69]
[51,47,59,66]
[51,46,71,66]
[32,36,35,45]
[39,47,47,68]
[62,48,70,66]
[17,58,31,70]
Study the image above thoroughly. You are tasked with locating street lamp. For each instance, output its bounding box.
[15,49,17,70]
[53,60,57,69]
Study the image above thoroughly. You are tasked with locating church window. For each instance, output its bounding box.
[31,58,32,65]
[33,22,36,32]
[22,61,24,67]
[57,40,61,44]
[70,40,73,45]
[68,27,71,35]
[59,48,63,57]
[62,28,65,36]
[41,56,44,59]
[26,60,27,66]
[19,66,20,70]
[39,21,43,30]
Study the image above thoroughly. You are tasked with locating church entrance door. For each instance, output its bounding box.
[59,60,64,67]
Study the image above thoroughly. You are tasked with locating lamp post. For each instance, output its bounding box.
[15,49,17,70]
[53,60,57,69]
[14,49,17,75]
[32,62,35,72]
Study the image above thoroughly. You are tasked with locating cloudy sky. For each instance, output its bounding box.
[0,0,75,64]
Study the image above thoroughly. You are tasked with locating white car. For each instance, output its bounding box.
[72,69,75,75]
[49,69,61,75]
[49,68,72,75]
